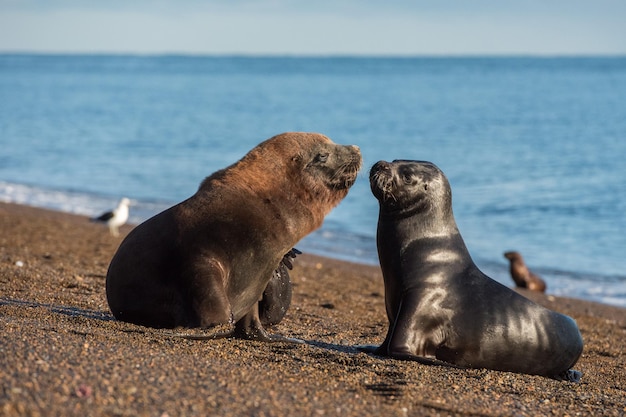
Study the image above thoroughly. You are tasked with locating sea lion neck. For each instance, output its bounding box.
[379,208,462,243]
[378,195,455,231]
[199,168,320,242]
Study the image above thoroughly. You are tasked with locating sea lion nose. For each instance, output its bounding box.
[345,144,361,159]
[370,160,390,175]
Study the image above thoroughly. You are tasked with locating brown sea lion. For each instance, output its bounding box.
[504,251,547,292]
[367,160,583,381]
[105,132,361,341]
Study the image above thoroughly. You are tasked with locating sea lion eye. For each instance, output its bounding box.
[402,173,413,184]
[316,153,329,163]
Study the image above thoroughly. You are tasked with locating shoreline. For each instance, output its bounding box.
[2,189,624,309]
[1,201,625,416]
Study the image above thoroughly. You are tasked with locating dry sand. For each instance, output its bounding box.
[1,202,625,416]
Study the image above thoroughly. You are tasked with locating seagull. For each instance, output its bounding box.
[92,197,130,237]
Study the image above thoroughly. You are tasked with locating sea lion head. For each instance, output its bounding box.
[252,132,362,240]
[369,160,452,219]
[285,132,362,219]
[258,131,361,192]
[504,251,522,262]
[210,132,361,232]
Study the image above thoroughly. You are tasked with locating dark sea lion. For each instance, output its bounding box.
[106,132,361,341]
[504,251,547,292]
[368,160,583,381]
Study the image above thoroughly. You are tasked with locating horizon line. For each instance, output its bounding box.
[2,50,626,59]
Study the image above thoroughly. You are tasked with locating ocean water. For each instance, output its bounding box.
[1,54,625,307]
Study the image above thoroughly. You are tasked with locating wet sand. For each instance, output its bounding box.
[1,202,625,416]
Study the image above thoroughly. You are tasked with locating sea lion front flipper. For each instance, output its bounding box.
[188,257,235,328]
[355,344,379,354]
[280,248,302,270]
[387,292,441,359]
[233,303,301,343]
[258,248,300,326]
[359,322,395,356]
[554,369,582,383]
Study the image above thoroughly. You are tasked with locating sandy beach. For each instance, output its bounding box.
[1,201,625,416]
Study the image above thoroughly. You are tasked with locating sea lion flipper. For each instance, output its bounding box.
[258,248,301,326]
[555,369,582,383]
[233,305,295,342]
[190,258,234,328]
[259,263,293,327]
[355,344,379,354]
[280,248,302,270]
[386,293,439,358]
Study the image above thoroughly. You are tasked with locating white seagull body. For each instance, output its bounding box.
[92,198,130,236]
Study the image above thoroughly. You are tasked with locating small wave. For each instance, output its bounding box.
[0,181,108,216]
[0,180,170,224]
[477,203,608,218]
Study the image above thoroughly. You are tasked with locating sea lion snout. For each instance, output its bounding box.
[370,160,391,174]
[369,161,395,202]
[369,160,393,184]
[504,251,520,261]
[325,143,362,189]
[344,144,363,168]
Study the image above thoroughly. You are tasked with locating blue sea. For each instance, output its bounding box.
[1,54,625,307]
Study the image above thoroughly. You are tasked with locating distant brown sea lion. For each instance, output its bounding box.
[368,160,583,381]
[504,251,547,292]
[106,132,362,341]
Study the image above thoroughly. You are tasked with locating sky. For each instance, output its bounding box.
[1,0,625,56]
